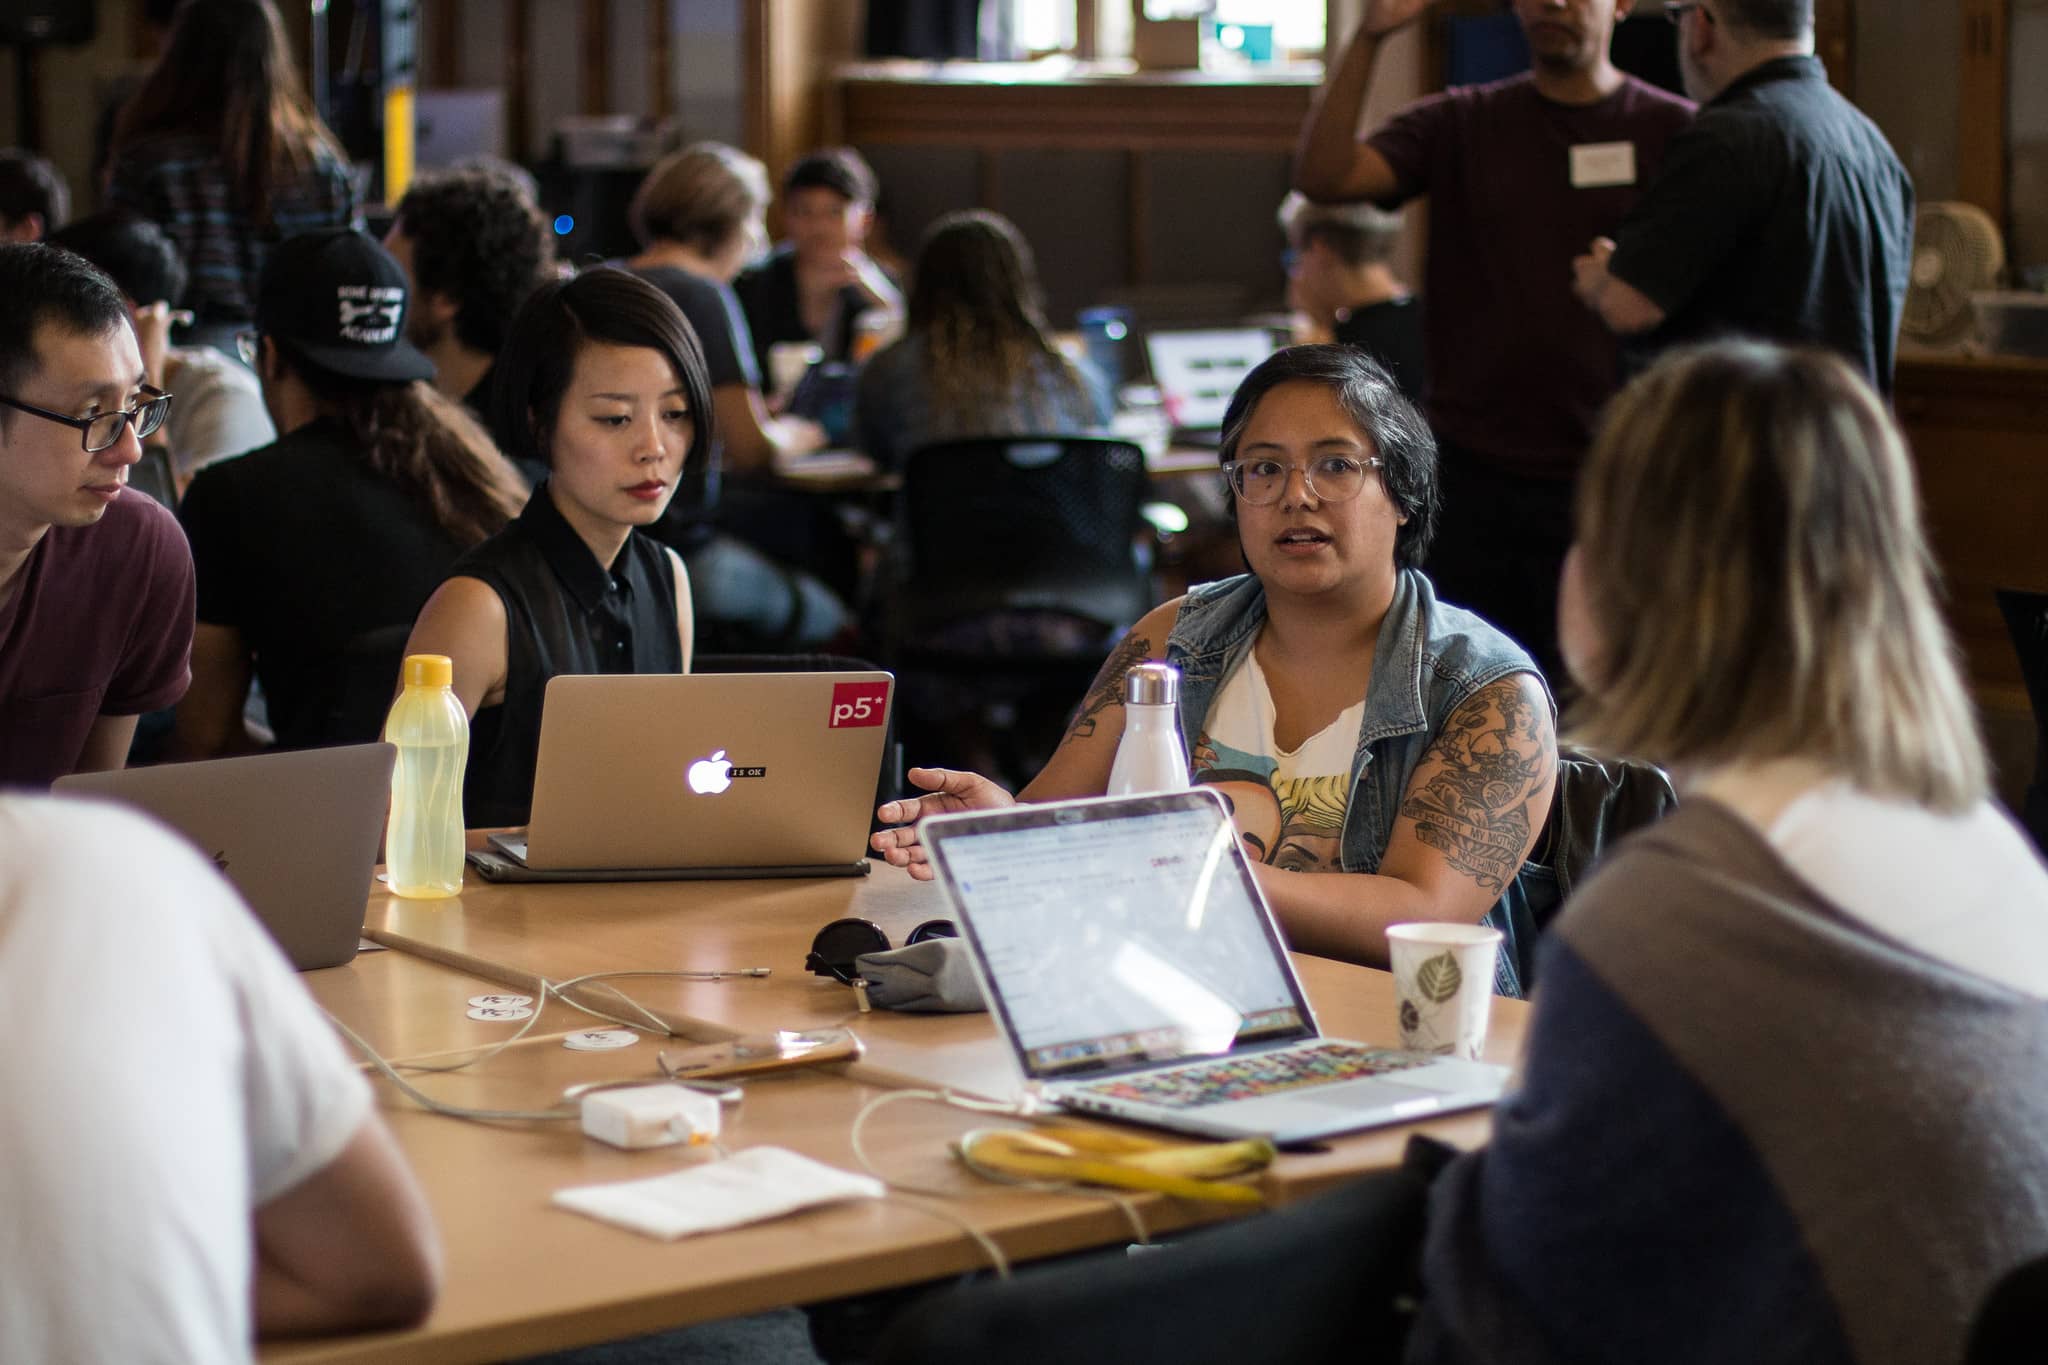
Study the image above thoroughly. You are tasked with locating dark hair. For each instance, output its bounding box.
[0,244,133,430]
[46,210,189,308]
[783,148,877,206]
[393,167,555,357]
[1714,0,1813,39]
[270,340,528,547]
[906,210,1089,433]
[111,0,346,222]
[490,267,715,474]
[0,149,69,233]
[1217,344,1439,569]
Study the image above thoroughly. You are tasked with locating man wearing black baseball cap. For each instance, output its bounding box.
[172,229,526,758]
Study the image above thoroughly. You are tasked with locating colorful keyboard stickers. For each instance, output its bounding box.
[1071,1041,1430,1110]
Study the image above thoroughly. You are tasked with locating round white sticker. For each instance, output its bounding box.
[467,1005,536,1022]
[467,993,535,1009]
[563,1029,640,1051]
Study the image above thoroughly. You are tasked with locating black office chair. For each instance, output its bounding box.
[1966,1252,2048,1365]
[1493,746,1679,991]
[692,651,903,814]
[872,1166,1429,1365]
[880,436,1155,785]
[1996,589,2048,857]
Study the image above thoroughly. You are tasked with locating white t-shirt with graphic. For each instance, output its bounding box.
[1193,648,1363,873]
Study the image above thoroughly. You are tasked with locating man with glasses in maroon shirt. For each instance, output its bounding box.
[0,243,194,785]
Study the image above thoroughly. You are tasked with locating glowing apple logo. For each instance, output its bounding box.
[687,749,734,795]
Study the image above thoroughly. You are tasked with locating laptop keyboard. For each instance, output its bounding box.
[1072,1041,1432,1111]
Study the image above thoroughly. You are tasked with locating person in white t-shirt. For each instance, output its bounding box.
[0,795,438,1363]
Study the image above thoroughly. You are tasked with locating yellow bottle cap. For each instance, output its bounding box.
[403,654,454,689]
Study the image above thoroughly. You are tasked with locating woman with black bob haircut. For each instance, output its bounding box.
[404,267,714,826]
[872,344,1557,995]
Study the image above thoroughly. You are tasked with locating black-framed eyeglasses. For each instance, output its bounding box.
[0,385,173,454]
[1664,0,1708,24]
[1222,454,1384,506]
[234,330,260,367]
[804,916,958,987]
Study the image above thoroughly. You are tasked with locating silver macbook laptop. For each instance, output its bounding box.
[1144,327,1278,442]
[920,790,1509,1143]
[55,744,396,971]
[478,672,892,880]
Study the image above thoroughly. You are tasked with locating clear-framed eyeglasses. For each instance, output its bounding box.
[0,385,174,454]
[1221,454,1385,506]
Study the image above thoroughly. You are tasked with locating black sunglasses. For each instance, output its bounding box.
[804,916,958,988]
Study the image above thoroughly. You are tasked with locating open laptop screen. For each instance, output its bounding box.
[1144,328,1277,432]
[923,791,1318,1082]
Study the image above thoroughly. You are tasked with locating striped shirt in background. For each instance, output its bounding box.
[106,134,360,326]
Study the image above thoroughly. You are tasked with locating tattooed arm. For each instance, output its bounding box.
[871,598,1182,878]
[1258,672,1556,966]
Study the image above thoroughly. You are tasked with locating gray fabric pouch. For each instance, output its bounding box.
[853,938,988,1013]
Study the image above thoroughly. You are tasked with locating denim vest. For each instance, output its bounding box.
[1165,569,1551,997]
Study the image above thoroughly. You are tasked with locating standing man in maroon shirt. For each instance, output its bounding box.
[1295,0,1692,678]
[0,243,194,786]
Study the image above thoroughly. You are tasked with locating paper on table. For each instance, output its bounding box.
[552,1146,884,1241]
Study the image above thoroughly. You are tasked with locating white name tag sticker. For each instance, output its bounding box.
[1570,141,1638,189]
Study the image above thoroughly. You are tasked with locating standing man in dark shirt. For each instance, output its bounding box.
[383,166,557,427]
[1572,0,1913,393]
[1295,0,1693,678]
[1278,192,1426,402]
[0,244,194,785]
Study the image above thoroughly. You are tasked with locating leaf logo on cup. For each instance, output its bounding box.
[1415,952,1463,1003]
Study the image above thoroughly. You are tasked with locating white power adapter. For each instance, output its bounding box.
[580,1083,723,1150]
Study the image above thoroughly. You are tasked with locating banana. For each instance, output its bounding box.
[1025,1124,1177,1156]
[957,1128,1271,1205]
[1115,1135,1275,1179]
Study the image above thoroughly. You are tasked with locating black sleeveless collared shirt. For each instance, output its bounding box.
[450,481,683,826]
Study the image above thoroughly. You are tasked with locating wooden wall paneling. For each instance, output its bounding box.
[1814,0,1855,91]
[648,0,673,119]
[1895,355,2048,696]
[427,1,461,87]
[580,0,610,116]
[1960,0,2010,226]
[505,0,531,160]
[744,0,863,202]
[840,77,1317,153]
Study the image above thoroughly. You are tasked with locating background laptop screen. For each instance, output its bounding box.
[932,797,1314,1080]
[1144,328,1277,432]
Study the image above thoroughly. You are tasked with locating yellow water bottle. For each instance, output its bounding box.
[384,654,469,899]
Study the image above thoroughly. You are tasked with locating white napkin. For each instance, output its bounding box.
[552,1146,885,1241]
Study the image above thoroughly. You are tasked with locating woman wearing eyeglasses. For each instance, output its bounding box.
[874,344,1556,993]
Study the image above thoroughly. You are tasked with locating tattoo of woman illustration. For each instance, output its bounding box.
[1399,676,1555,893]
[1066,634,1153,740]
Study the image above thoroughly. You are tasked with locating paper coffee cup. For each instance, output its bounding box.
[1387,923,1502,1061]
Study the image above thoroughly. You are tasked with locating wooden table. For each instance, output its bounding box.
[360,865,1524,1180]
[271,868,1526,1362]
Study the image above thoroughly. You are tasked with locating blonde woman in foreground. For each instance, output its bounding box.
[1405,341,2048,1365]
